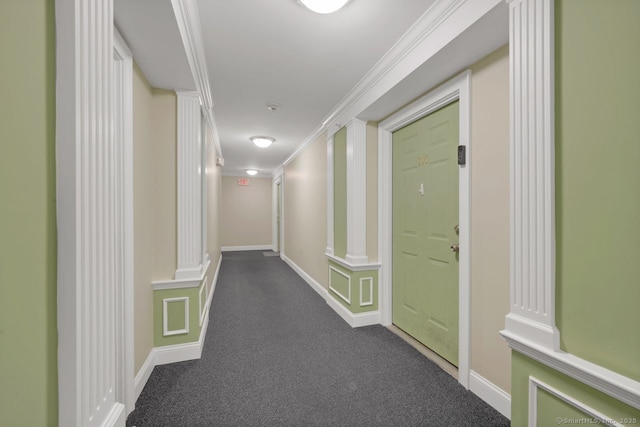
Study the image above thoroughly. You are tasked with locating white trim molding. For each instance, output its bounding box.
[326,133,335,256]
[378,70,472,389]
[113,27,136,418]
[162,297,190,336]
[528,377,624,427]
[282,254,380,328]
[326,253,381,272]
[501,0,560,352]
[345,119,369,265]
[469,371,511,419]
[55,0,126,425]
[221,245,274,252]
[499,3,640,409]
[170,0,223,160]
[152,258,211,291]
[328,266,351,305]
[359,277,374,307]
[176,91,204,280]
[199,275,208,327]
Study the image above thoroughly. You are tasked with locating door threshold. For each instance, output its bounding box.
[387,324,458,380]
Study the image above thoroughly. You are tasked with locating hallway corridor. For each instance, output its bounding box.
[127,251,509,426]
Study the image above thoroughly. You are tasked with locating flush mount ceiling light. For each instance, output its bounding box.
[246,169,258,176]
[250,136,275,148]
[298,0,351,14]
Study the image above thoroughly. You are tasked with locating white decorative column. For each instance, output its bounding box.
[501,0,560,351]
[201,107,209,266]
[326,133,335,256]
[56,0,126,425]
[345,119,368,265]
[176,91,203,280]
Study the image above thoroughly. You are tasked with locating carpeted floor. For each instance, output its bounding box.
[127,251,510,427]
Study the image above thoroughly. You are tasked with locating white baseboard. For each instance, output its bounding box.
[134,253,222,401]
[282,254,327,299]
[101,402,126,427]
[282,253,380,328]
[221,245,274,252]
[134,348,156,401]
[469,370,511,419]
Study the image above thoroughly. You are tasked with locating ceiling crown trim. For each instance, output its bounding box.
[171,0,223,159]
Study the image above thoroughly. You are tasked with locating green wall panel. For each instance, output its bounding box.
[328,261,378,314]
[511,352,639,427]
[0,1,58,425]
[333,127,347,259]
[555,0,640,381]
[166,299,188,332]
[153,284,205,347]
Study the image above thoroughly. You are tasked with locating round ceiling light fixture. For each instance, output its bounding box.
[250,136,275,148]
[246,169,258,176]
[298,0,351,14]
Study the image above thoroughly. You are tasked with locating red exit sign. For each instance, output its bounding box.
[237,178,250,186]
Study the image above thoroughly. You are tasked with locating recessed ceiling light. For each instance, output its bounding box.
[250,136,275,148]
[246,169,258,176]
[298,0,351,14]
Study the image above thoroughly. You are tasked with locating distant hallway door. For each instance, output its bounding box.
[392,100,460,366]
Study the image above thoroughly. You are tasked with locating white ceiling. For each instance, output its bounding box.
[114,0,440,177]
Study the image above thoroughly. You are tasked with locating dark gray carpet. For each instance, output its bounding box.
[127,251,510,427]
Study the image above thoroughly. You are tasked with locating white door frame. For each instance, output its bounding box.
[378,70,471,388]
[113,29,136,416]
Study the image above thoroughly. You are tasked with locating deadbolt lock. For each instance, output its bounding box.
[454,224,460,234]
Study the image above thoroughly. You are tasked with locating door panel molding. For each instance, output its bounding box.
[378,70,471,388]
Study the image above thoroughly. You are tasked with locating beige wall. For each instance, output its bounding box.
[151,89,177,281]
[284,134,329,288]
[206,126,222,267]
[366,122,379,263]
[221,176,273,247]
[469,44,511,393]
[132,64,179,373]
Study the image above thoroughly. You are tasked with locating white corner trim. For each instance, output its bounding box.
[329,266,351,305]
[528,377,625,427]
[359,277,374,307]
[469,371,511,420]
[502,330,640,410]
[162,297,190,336]
[221,245,274,252]
[378,70,471,390]
[326,133,335,256]
[326,253,381,271]
[152,258,211,290]
[281,254,327,300]
[199,275,208,327]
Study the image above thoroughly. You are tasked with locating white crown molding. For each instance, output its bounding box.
[171,0,223,159]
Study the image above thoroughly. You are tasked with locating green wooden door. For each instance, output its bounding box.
[392,101,460,366]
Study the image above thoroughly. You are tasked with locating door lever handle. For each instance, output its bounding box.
[450,244,459,253]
